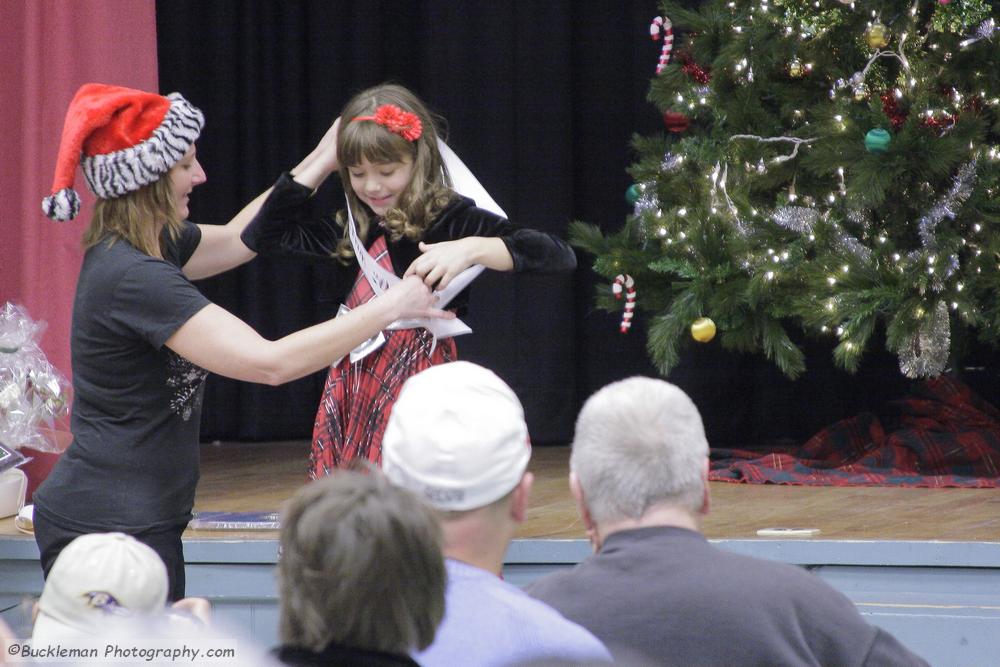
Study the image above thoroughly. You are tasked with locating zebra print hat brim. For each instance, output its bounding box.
[83,93,204,201]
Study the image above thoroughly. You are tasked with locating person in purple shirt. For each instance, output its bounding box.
[381,361,612,667]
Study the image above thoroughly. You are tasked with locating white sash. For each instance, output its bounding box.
[339,139,507,362]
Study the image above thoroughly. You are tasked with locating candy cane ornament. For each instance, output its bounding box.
[612,274,637,333]
[650,16,674,74]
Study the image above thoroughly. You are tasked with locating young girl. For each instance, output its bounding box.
[245,83,577,477]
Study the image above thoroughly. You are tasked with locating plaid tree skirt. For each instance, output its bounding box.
[709,376,1000,487]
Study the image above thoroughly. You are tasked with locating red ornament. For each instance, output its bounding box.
[662,111,691,133]
[964,96,984,114]
[880,91,907,130]
[677,52,711,84]
[921,112,956,131]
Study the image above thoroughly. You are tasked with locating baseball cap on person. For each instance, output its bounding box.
[32,532,169,643]
[383,361,531,511]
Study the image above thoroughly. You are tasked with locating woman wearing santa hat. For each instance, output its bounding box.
[32,83,451,600]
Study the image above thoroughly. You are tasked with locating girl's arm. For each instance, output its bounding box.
[181,119,342,280]
[404,199,576,289]
[165,275,451,385]
[405,237,513,289]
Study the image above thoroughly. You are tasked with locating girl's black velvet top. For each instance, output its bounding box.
[247,172,577,312]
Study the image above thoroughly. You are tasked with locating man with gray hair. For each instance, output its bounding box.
[382,361,612,667]
[527,376,930,666]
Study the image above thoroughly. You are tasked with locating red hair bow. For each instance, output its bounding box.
[353,104,423,141]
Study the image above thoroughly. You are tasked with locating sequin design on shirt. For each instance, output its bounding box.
[166,350,208,421]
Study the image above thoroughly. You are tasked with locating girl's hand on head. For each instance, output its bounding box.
[315,117,341,173]
[383,275,456,321]
[404,239,478,290]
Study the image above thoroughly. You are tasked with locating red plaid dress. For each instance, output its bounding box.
[309,235,456,478]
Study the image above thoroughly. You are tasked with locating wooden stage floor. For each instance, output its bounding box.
[180,440,1000,543]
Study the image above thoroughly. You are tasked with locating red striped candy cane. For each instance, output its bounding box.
[612,274,636,333]
[650,16,674,74]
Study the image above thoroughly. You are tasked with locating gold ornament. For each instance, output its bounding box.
[690,317,717,343]
[865,23,889,49]
[852,84,868,101]
[789,59,804,78]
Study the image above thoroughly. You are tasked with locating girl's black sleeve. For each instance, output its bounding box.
[431,197,577,273]
[243,172,343,262]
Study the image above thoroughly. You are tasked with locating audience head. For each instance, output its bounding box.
[32,532,169,643]
[570,377,710,526]
[278,471,445,655]
[382,361,532,515]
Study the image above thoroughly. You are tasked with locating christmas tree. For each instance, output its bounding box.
[573,0,1000,380]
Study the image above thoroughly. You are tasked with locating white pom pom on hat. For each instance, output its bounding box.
[42,82,204,221]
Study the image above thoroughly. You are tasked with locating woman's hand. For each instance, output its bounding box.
[381,275,457,321]
[404,239,481,290]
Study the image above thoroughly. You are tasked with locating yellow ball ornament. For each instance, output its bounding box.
[690,317,717,343]
[788,59,804,78]
[865,23,889,49]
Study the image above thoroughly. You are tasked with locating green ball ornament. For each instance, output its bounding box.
[625,183,641,205]
[864,128,891,154]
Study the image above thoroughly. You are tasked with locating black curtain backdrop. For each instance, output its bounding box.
[155,1,994,450]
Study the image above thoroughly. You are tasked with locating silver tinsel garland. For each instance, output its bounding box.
[634,181,658,246]
[845,208,873,228]
[771,206,818,232]
[661,151,683,172]
[960,18,997,48]
[635,151,686,244]
[833,226,872,263]
[772,207,871,262]
[917,160,977,251]
[633,181,659,217]
[898,301,951,378]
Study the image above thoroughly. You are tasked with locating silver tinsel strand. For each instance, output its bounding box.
[661,151,683,173]
[633,181,659,218]
[845,208,874,228]
[633,181,659,246]
[898,301,951,378]
[960,18,996,48]
[771,206,818,233]
[833,226,872,263]
[772,208,870,262]
[917,160,977,251]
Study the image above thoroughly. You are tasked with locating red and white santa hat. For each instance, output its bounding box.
[41,83,204,221]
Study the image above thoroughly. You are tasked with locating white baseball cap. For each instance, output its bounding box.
[32,532,169,642]
[383,361,531,511]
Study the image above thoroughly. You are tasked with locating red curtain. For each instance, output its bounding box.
[0,0,159,380]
